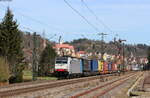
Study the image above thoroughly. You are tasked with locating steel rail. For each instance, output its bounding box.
[0,73,119,97]
[71,72,139,98]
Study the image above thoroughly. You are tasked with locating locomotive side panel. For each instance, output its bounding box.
[69,58,82,74]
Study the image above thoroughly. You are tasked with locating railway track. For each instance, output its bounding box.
[71,72,141,98]
[0,73,122,97]
[0,79,57,91]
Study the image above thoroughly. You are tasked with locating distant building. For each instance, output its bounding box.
[54,44,75,57]
[76,51,86,57]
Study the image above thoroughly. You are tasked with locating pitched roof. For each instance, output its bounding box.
[55,44,74,49]
[77,51,86,54]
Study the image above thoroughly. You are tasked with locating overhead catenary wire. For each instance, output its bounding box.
[20,26,58,41]
[63,0,100,32]
[0,4,65,33]
[0,3,95,41]
[81,0,113,33]
[0,4,64,42]
[20,26,41,34]
[81,0,122,41]
[0,2,107,42]
[0,9,58,41]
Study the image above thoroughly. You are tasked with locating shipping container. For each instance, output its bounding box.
[103,62,108,74]
[90,60,98,72]
[82,59,91,72]
[98,60,103,72]
[108,62,112,71]
[112,63,115,72]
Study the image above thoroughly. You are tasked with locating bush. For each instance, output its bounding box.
[9,73,23,83]
[0,57,10,82]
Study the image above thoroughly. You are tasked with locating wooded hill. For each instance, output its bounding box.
[65,38,148,57]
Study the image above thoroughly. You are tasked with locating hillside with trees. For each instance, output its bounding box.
[66,38,148,57]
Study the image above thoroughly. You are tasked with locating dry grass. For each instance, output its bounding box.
[0,57,10,82]
[23,70,57,81]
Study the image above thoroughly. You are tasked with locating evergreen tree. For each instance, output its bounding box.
[0,8,25,82]
[38,44,57,76]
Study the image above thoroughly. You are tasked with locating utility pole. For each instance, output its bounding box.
[98,33,107,61]
[32,32,38,81]
[42,30,46,49]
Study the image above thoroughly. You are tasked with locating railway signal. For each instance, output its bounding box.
[118,39,126,72]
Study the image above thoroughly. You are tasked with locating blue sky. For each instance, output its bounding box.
[0,0,150,45]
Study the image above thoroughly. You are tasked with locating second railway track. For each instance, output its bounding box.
[0,73,119,97]
[0,72,136,98]
[71,72,142,98]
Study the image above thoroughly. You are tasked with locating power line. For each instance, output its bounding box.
[64,0,100,32]
[20,26,39,33]
[0,4,65,41]
[81,0,121,41]
[81,0,113,33]
[0,4,65,33]
[49,34,57,40]
[20,26,58,41]
[81,0,122,44]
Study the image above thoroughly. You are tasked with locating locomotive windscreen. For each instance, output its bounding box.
[56,57,68,64]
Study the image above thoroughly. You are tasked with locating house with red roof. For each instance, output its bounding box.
[76,51,86,57]
[54,44,75,57]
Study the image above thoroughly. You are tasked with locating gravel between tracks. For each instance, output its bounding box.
[4,72,135,98]
[102,72,143,98]
[71,72,140,98]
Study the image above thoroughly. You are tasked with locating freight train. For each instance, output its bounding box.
[54,56,119,78]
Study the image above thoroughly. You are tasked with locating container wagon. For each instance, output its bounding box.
[112,63,118,73]
[90,60,99,75]
[98,60,103,74]
[103,62,108,74]
[82,59,91,76]
[108,62,112,73]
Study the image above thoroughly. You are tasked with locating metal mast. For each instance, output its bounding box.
[98,33,107,61]
[32,32,38,81]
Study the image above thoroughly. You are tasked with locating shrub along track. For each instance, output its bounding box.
[0,72,133,97]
